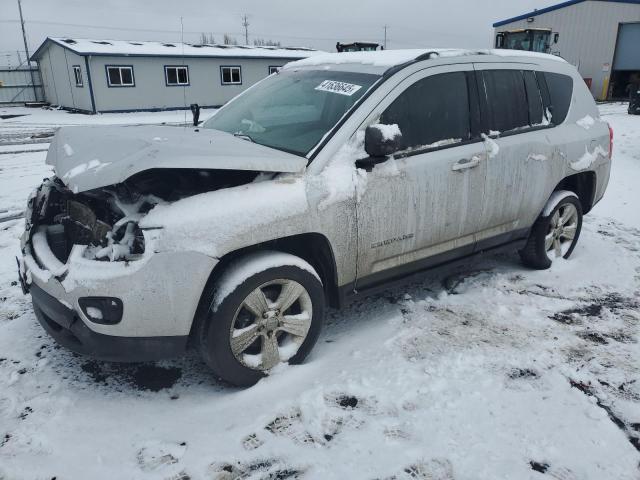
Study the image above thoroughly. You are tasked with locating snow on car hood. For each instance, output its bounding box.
[47,125,307,192]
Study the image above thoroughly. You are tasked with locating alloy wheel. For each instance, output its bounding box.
[229,279,312,371]
[545,203,579,258]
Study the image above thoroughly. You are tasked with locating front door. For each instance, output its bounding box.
[354,65,487,289]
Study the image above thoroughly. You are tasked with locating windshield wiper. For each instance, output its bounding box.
[233,132,255,143]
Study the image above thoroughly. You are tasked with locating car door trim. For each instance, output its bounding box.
[338,227,530,304]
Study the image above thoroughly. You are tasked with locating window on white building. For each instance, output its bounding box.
[106,66,135,87]
[220,66,242,85]
[73,65,83,87]
[165,66,189,86]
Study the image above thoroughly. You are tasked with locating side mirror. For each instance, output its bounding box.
[365,124,403,157]
[554,33,560,44]
[356,124,404,171]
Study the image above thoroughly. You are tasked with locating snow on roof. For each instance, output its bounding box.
[284,48,567,71]
[32,37,321,60]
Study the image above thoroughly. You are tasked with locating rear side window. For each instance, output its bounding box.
[543,72,573,124]
[523,70,544,125]
[380,71,471,150]
[481,70,529,133]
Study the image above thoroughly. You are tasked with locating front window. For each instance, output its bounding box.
[165,65,189,86]
[531,31,551,53]
[221,66,242,85]
[503,31,531,51]
[380,72,472,151]
[203,69,379,156]
[499,30,551,53]
[106,66,134,87]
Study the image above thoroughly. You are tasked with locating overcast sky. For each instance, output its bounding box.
[1,0,554,66]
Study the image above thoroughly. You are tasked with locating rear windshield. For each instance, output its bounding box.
[203,69,379,156]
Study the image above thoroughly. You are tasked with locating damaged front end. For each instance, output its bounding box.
[24,177,150,266]
[16,124,308,361]
[21,168,263,278]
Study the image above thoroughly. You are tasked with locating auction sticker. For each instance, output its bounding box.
[315,80,362,96]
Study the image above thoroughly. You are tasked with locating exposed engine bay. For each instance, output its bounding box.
[27,168,263,264]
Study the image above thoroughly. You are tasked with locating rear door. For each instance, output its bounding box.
[472,64,554,246]
[354,64,487,287]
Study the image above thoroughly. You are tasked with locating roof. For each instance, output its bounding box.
[30,37,321,61]
[284,48,567,74]
[494,0,640,28]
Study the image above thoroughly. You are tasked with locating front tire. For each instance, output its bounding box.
[520,193,583,270]
[197,251,324,387]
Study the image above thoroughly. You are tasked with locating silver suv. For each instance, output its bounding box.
[19,49,612,386]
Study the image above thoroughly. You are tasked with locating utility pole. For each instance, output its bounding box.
[17,0,38,100]
[242,14,250,45]
[383,25,388,49]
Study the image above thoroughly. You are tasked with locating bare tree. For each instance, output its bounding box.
[253,38,281,47]
[223,34,238,45]
[199,32,215,44]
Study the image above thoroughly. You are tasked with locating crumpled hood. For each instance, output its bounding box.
[47,125,307,192]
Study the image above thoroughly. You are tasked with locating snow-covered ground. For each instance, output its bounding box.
[0,104,638,479]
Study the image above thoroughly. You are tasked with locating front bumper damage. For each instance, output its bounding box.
[29,283,189,362]
[19,179,217,362]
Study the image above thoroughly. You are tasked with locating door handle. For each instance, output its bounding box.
[452,155,481,171]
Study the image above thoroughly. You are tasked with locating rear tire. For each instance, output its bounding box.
[520,193,583,270]
[197,251,324,387]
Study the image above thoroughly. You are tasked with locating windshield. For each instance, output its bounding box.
[203,69,380,156]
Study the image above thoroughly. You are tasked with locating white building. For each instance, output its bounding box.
[493,0,640,100]
[30,37,320,113]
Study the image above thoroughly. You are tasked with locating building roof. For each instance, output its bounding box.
[31,37,321,61]
[493,0,640,27]
[285,48,567,73]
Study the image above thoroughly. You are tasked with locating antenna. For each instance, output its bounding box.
[181,16,187,126]
[242,14,250,45]
[17,0,37,98]
[383,25,388,49]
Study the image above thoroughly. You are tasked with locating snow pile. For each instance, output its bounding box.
[286,48,567,71]
[576,115,596,130]
[286,49,467,69]
[527,153,548,162]
[139,175,309,257]
[46,37,321,59]
[370,123,401,141]
[312,130,368,210]
[61,159,111,181]
[30,228,67,277]
[213,251,320,310]
[542,190,578,217]
[62,144,74,156]
[482,134,500,158]
[570,145,608,171]
[94,222,137,262]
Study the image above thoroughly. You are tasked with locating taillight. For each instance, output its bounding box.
[609,124,614,159]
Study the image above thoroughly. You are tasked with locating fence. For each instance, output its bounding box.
[0,67,44,104]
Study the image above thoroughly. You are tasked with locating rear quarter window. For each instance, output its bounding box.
[543,72,573,124]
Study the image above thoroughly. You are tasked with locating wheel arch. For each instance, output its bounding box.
[188,232,340,343]
[554,171,597,214]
